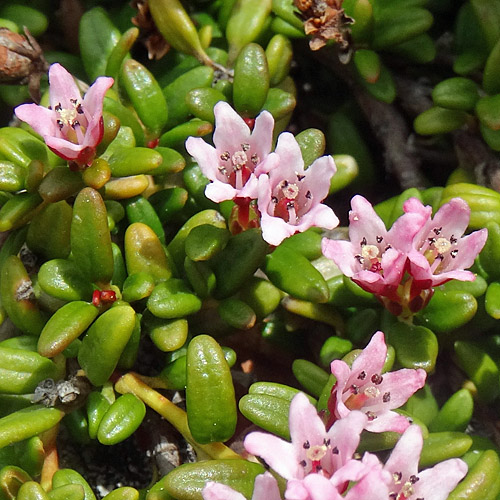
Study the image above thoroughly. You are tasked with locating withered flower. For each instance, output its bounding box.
[0,27,48,103]
[131,0,170,60]
[294,0,353,53]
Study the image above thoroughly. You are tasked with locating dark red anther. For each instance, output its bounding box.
[243,117,255,130]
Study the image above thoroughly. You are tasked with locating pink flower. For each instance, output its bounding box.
[321,195,426,302]
[257,132,339,246]
[403,197,488,291]
[244,392,367,488]
[202,472,282,500]
[327,331,426,433]
[185,101,276,203]
[384,425,467,500]
[15,63,113,167]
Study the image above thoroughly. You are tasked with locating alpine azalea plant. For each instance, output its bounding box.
[327,331,427,433]
[15,63,113,168]
[257,132,338,246]
[321,195,487,317]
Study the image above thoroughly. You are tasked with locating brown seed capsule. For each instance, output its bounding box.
[0,27,49,102]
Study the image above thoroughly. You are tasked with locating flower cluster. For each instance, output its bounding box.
[15,63,113,169]
[321,195,488,317]
[185,101,339,246]
[202,332,466,500]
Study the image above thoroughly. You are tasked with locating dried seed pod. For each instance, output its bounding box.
[0,27,48,102]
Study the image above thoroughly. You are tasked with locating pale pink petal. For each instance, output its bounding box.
[403,197,432,220]
[82,76,114,117]
[348,195,388,244]
[426,198,471,237]
[237,173,260,200]
[298,474,342,500]
[205,180,239,203]
[384,424,422,479]
[273,132,304,174]
[321,239,359,276]
[365,410,411,433]
[185,137,220,180]
[244,432,299,480]
[14,104,59,138]
[251,473,282,500]
[444,229,488,271]
[388,212,429,252]
[349,331,387,380]
[48,63,81,109]
[45,136,86,160]
[414,459,468,499]
[303,155,336,205]
[213,101,252,153]
[284,479,311,500]
[260,213,299,246]
[327,411,367,470]
[202,482,246,500]
[289,392,330,456]
[295,204,339,233]
[248,110,275,161]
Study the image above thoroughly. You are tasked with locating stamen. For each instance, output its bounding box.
[271,196,278,203]
[393,472,403,484]
[366,411,377,420]
[305,190,312,199]
[220,151,230,161]
[358,371,367,380]
[303,441,310,449]
[54,103,62,111]
[433,227,442,235]
[371,373,383,385]
[296,173,306,181]
[383,392,391,402]
[451,249,458,258]
[241,143,250,151]
[354,254,364,265]
[251,153,259,164]
[360,236,367,246]
[450,235,457,244]
[376,235,383,243]
[350,384,360,394]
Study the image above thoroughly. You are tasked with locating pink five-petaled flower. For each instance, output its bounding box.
[384,424,467,500]
[202,472,282,500]
[257,132,339,246]
[327,331,426,433]
[244,392,367,495]
[321,194,426,304]
[185,101,276,203]
[403,197,488,292]
[15,63,113,168]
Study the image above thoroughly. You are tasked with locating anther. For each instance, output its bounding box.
[361,236,367,246]
[383,392,391,402]
[303,441,310,449]
[241,143,250,151]
[371,373,383,384]
[296,173,305,181]
[358,371,367,380]
[54,103,62,111]
[305,190,312,199]
[450,235,457,244]
[433,227,442,235]
[393,472,403,483]
[251,153,259,164]
[220,151,230,161]
[376,235,383,243]
[271,196,278,203]
[350,384,360,394]
[451,249,458,258]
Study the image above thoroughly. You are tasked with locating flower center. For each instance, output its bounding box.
[53,99,87,144]
[270,174,310,225]
[300,439,336,476]
[354,236,389,274]
[389,473,421,500]
[421,227,459,273]
[218,144,259,190]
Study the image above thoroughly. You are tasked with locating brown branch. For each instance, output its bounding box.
[307,44,428,190]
